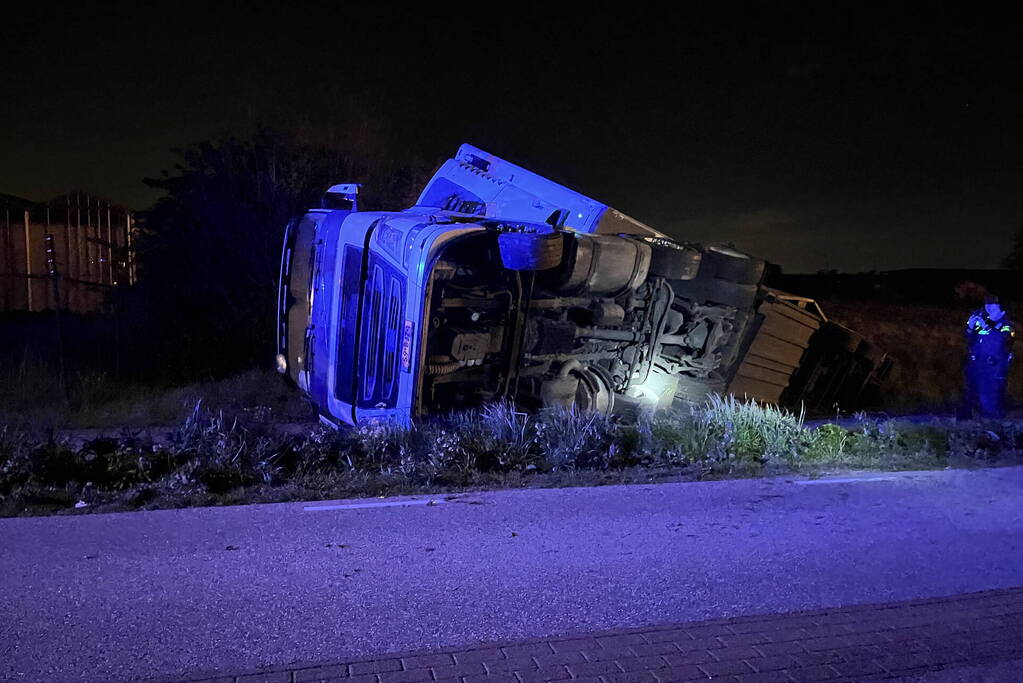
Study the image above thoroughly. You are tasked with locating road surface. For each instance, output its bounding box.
[2,467,1022,681]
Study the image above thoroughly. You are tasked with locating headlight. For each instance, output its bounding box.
[275,353,288,374]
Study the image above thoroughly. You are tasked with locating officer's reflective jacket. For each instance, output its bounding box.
[965,309,1015,361]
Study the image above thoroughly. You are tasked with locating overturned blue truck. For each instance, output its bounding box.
[277,145,890,427]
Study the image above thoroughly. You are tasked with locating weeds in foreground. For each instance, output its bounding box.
[2,399,1022,517]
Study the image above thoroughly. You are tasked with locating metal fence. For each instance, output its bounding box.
[0,193,135,314]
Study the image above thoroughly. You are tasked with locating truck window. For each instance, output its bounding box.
[418,177,484,214]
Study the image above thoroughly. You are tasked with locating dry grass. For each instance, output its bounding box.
[2,300,1020,516]
[3,398,1020,518]
[0,361,315,429]
[825,299,1023,412]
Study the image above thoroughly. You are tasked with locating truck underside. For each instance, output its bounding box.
[417,228,763,419]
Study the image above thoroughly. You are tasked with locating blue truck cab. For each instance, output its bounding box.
[277,144,827,427]
[277,205,479,426]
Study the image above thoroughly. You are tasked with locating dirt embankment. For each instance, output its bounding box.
[825,299,1023,413]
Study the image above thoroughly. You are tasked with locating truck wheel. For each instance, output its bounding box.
[717,307,759,370]
[700,244,765,285]
[703,281,758,310]
[498,228,563,271]
[639,237,701,280]
[670,279,759,310]
[573,364,615,416]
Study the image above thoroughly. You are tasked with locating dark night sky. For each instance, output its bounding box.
[3,4,1022,273]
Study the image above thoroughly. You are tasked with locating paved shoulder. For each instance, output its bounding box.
[167,586,1023,683]
[4,467,1023,681]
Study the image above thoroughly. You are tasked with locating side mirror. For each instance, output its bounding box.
[322,183,362,211]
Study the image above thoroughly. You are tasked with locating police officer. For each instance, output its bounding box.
[961,295,1015,419]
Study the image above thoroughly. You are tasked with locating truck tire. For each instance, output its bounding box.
[498,228,563,271]
[718,307,759,371]
[573,363,615,416]
[700,245,765,285]
[638,237,701,280]
[670,278,759,310]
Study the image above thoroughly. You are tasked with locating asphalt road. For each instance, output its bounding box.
[2,467,1023,682]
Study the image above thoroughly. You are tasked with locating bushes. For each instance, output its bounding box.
[802,423,849,461]
[3,399,1023,516]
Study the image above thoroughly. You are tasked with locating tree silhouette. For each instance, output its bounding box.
[126,127,429,381]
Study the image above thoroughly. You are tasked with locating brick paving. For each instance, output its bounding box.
[164,586,1023,683]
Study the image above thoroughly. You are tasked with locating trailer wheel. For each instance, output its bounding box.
[639,237,701,280]
[498,228,563,271]
[700,244,765,285]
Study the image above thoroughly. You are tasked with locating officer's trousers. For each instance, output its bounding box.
[963,354,1010,419]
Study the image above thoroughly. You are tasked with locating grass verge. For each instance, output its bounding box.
[0,361,315,429]
[3,395,1022,517]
